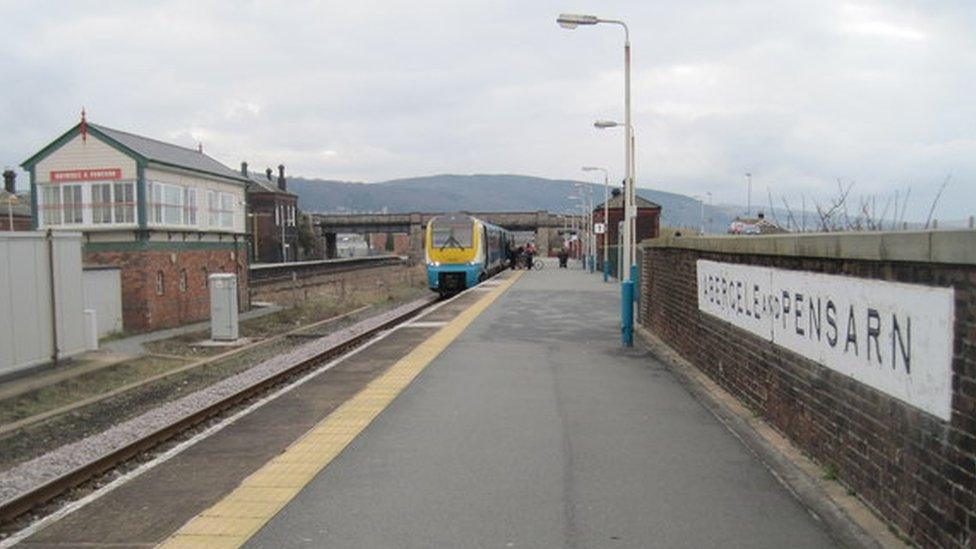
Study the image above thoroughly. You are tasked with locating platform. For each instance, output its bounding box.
[15,260,840,548]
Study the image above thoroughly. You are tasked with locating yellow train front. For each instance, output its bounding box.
[425,213,512,295]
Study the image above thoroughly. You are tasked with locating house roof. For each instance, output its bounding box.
[729,216,789,235]
[91,124,247,183]
[22,121,248,185]
[594,193,660,211]
[246,172,296,196]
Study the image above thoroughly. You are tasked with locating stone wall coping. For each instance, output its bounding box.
[639,229,976,265]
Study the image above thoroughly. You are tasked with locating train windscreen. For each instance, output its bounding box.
[431,218,473,250]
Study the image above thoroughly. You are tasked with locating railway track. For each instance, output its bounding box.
[0,294,438,528]
[248,255,405,286]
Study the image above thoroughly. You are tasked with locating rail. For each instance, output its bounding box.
[0,295,436,525]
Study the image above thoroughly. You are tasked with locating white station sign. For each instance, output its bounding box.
[594,222,606,235]
[696,259,955,420]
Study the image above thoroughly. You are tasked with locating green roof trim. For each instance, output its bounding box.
[21,123,144,169]
[21,121,249,185]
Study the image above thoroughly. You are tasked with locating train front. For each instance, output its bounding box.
[425,214,483,294]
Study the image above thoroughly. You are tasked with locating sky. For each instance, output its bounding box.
[2,0,974,222]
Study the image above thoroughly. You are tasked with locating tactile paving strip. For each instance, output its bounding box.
[158,272,522,548]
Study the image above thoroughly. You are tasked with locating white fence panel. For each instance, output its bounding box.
[0,232,86,377]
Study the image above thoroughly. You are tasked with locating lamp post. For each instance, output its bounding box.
[583,167,610,280]
[559,12,635,345]
[695,195,705,235]
[745,172,752,217]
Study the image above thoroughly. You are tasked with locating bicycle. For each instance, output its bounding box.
[514,256,543,270]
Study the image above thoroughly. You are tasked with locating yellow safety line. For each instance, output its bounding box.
[158,272,522,549]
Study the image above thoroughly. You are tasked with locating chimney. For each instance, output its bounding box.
[2,169,14,194]
[277,165,286,191]
[240,162,249,178]
[265,167,273,181]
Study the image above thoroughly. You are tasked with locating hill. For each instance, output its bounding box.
[289,174,741,232]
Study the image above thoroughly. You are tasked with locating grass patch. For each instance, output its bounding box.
[0,356,189,425]
[821,463,839,481]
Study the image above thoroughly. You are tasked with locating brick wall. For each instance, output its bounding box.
[0,216,31,231]
[368,233,411,256]
[249,193,298,263]
[84,245,249,332]
[250,263,422,306]
[640,241,975,548]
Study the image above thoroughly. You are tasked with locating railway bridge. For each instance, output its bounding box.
[312,210,579,258]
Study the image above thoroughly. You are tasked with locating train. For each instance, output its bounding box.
[425,213,512,295]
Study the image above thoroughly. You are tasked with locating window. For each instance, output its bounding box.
[208,190,218,227]
[202,267,209,288]
[288,205,296,226]
[219,192,234,228]
[148,182,199,226]
[91,184,113,224]
[62,185,83,224]
[113,182,135,223]
[155,271,165,295]
[179,269,188,292]
[184,188,197,226]
[40,181,136,227]
[150,182,163,224]
[162,184,182,225]
[42,186,62,225]
[431,222,472,248]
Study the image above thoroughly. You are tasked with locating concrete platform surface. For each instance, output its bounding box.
[247,263,840,548]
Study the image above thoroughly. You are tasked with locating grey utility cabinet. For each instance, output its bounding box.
[209,274,239,341]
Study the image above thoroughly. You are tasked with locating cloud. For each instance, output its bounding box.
[0,0,972,221]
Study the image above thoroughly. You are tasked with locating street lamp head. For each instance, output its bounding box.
[594,120,620,129]
[557,13,599,29]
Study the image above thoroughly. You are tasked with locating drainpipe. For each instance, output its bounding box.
[46,229,59,366]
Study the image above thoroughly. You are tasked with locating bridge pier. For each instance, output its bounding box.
[324,232,338,259]
[534,227,550,256]
[408,214,424,261]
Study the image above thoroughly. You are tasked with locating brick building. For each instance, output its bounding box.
[593,189,661,273]
[368,233,411,255]
[0,170,31,231]
[21,117,250,332]
[243,163,299,264]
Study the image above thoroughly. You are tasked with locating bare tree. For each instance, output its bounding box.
[766,186,782,226]
[924,174,951,229]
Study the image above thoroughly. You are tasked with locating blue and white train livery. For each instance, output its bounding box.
[425,213,511,294]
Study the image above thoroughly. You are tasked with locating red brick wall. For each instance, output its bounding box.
[249,193,298,263]
[369,233,410,255]
[640,246,976,548]
[0,216,31,231]
[84,245,249,332]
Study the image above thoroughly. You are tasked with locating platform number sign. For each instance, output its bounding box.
[594,223,606,235]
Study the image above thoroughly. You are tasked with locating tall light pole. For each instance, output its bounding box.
[558,12,635,346]
[582,166,610,282]
[745,172,752,217]
[695,195,705,235]
[706,191,713,233]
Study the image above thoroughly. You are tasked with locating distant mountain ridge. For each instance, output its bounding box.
[288,173,738,232]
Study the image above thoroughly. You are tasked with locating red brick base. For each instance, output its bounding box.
[84,245,250,332]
